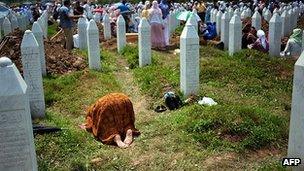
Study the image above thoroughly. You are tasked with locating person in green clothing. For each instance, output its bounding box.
[281,28,303,59]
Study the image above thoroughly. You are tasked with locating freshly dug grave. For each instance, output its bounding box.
[0,29,86,75]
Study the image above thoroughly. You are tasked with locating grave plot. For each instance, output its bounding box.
[0,29,86,75]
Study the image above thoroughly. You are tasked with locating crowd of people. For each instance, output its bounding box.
[5,0,304,56]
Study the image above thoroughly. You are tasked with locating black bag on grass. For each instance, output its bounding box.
[164,92,183,110]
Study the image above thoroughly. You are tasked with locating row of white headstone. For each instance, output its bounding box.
[0,11,51,171]
[113,13,198,96]
[78,17,101,70]
[0,14,28,39]
[215,7,302,57]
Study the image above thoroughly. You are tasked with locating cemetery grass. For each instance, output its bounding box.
[122,45,294,170]
[35,44,293,170]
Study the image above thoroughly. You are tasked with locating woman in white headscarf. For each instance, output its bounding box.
[148,1,166,50]
[249,30,269,53]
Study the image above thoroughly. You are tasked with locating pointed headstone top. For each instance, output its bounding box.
[139,17,149,28]
[0,57,13,68]
[117,15,125,24]
[217,10,223,16]
[230,14,241,24]
[181,21,199,39]
[78,17,87,25]
[3,17,10,24]
[87,19,98,31]
[32,21,43,33]
[103,13,110,22]
[222,11,229,19]
[270,12,282,23]
[21,30,39,48]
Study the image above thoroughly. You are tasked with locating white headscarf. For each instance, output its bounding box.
[257,30,267,49]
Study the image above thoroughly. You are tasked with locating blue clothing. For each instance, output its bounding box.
[58,5,73,28]
[159,0,169,19]
[202,22,217,40]
[116,3,129,13]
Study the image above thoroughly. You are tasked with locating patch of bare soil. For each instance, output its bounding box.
[0,29,86,75]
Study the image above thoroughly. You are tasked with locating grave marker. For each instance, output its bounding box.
[78,17,88,50]
[269,13,282,57]
[117,15,126,52]
[180,22,199,97]
[138,18,151,67]
[221,12,229,50]
[21,30,45,118]
[288,53,304,171]
[3,17,12,36]
[0,57,38,171]
[103,14,111,40]
[252,10,262,30]
[229,14,242,56]
[87,20,101,70]
[32,22,47,76]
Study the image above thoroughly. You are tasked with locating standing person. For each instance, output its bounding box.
[141,2,150,19]
[196,1,206,23]
[58,0,82,51]
[159,0,170,46]
[149,1,166,50]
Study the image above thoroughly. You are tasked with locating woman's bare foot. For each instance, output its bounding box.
[123,129,133,145]
[114,134,128,148]
[79,124,86,130]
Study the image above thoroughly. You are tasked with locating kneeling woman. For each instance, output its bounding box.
[83,93,140,148]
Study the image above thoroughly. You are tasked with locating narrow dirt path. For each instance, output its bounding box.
[113,56,154,123]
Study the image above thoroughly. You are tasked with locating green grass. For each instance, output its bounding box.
[35,45,294,170]
[47,22,59,38]
[123,45,293,152]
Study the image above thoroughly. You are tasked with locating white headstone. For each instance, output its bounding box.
[241,10,247,19]
[288,53,304,171]
[263,9,272,22]
[216,10,222,35]
[269,13,282,57]
[0,57,38,171]
[252,10,262,30]
[287,9,293,34]
[32,22,47,76]
[37,18,45,39]
[187,14,198,32]
[246,8,252,17]
[87,20,101,70]
[77,17,88,50]
[210,9,214,22]
[212,9,218,23]
[103,14,111,40]
[221,12,229,50]
[41,12,48,38]
[228,7,234,20]
[180,22,199,97]
[21,30,45,118]
[93,13,101,23]
[292,8,298,30]
[117,15,126,52]
[281,10,290,37]
[3,17,12,36]
[10,14,18,30]
[229,14,242,56]
[138,18,151,67]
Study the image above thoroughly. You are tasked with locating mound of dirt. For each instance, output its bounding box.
[0,29,86,75]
